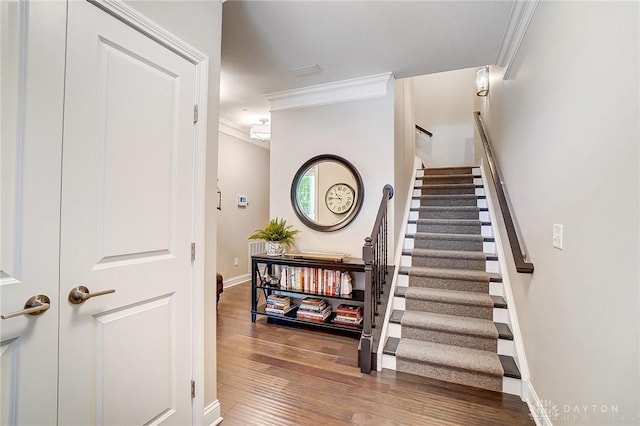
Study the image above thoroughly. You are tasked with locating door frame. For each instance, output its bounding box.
[86,0,210,422]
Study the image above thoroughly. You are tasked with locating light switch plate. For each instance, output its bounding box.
[553,224,563,249]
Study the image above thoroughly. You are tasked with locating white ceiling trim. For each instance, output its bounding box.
[265,72,393,112]
[219,118,270,150]
[495,0,539,80]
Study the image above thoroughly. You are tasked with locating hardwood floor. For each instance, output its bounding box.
[216,282,534,425]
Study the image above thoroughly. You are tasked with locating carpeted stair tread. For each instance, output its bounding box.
[401,310,499,339]
[417,177,476,186]
[405,266,490,282]
[412,218,485,226]
[412,206,482,220]
[421,167,474,175]
[411,206,485,213]
[409,205,489,212]
[404,287,494,308]
[418,173,476,180]
[395,287,507,310]
[416,183,481,189]
[406,232,494,243]
[499,355,521,379]
[414,194,485,207]
[396,338,504,377]
[419,185,478,196]
[404,248,497,261]
[399,265,502,282]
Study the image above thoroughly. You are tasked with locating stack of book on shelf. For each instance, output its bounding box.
[333,304,363,327]
[296,297,331,323]
[265,294,295,316]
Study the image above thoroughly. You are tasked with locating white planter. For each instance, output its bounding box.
[266,241,285,256]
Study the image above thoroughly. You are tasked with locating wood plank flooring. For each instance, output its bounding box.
[217,282,534,425]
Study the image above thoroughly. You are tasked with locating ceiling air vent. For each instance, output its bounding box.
[290,64,322,77]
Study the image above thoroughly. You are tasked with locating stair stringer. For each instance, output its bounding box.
[478,163,531,403]
[375,156,422,370]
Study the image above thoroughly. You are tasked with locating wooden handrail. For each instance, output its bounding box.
[415,124,433,138]
[473,112,534,273]
[359,184,394,374]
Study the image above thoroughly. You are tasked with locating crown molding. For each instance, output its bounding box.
[495,0,539,80]
[218,118,270,150]
[265,72,393,112]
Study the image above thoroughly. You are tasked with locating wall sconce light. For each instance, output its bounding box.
[250,118,271,141]
[476,65,489,97]
[217,182,222,211]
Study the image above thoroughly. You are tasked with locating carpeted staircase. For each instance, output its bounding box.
[382,166,521,395]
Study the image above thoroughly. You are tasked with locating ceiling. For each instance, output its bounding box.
[220,1,515,130]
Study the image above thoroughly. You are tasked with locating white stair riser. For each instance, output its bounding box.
[502,377,521,397]
[397,274,409,287]
[401,255,411,266]
[382,353,396,370]
[498,338,514,357]
[484,242,496,254]
[493,308,508,324]
[388,323,402,338]
[490,282,504,297]
[404,238,414,250]
[393,296,405,311]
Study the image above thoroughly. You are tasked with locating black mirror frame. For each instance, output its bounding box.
[290,154,365,232]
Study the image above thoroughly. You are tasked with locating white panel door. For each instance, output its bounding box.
[0,1,66,424]
[58,2,196,425]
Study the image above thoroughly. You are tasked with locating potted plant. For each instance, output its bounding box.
[249,217,300,256]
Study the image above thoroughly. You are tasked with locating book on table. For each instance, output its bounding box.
[265,295,294,316]
[297,297,331,322]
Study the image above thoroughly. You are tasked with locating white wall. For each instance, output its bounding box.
[270,82,395,259]
[413,67,476,167]
[477,2,639,421]
[217,132,269,281]
[124,0,222,412]
[394,78,416,249]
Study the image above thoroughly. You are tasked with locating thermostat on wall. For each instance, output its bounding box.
[237,195,248,207]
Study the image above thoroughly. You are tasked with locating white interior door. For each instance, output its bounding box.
[58,2,197,424]
[0,1,66,424]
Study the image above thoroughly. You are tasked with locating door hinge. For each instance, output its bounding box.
[193,105,198,124]
[191,242,196,262]
[191,380,196,399]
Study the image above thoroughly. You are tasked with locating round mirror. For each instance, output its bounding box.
[291,154,364,232]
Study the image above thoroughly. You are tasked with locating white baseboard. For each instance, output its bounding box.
[224,273,250,288]
[525,380,553,426]
[204,400,223,426]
